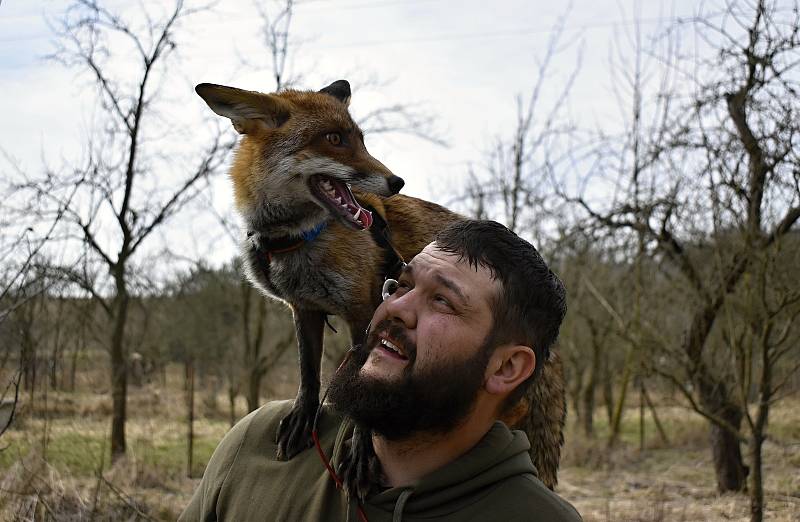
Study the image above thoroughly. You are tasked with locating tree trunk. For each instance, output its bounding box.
[602,363,614,426]
[228,385,237,427]
[186,358,195,478]
[244,289,267,414]
[246,367,264,413]
[50,298,65,390]
[608,343,635,447]
[569,364,584,429]
[643,385,669,445]
[582,341,601,437]
[749,327,772,522]
[581,381,595,437]
[69,340,79,392]
[749,435,764,522]
[709,421,747,492]
[70,315,86,392]
[702,390,748,492]
[110,274,130,462]
[683,259,749,491]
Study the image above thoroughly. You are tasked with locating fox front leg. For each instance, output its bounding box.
[276,308,325,460]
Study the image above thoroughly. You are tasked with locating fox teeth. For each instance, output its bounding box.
[335,197,342,203]
[354,208,361,220]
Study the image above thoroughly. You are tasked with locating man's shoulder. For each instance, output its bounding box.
[179,400,350,521]
[492,474,583,521]
[242,399,295,439]
[230,400,346,456]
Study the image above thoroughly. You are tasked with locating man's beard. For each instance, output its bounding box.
[327,319,492,441]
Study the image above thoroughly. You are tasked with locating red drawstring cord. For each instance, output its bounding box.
[312,350,369,522]
[312,429,342,488]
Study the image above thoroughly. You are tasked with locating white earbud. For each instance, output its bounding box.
[382,278,399,301]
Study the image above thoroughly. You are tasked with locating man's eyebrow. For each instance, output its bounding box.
[400,264,469,306]
[434,274,469,306]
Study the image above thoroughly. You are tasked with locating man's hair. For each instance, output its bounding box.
[433,219,567,409]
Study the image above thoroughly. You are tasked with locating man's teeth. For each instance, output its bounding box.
[381,339,402,356]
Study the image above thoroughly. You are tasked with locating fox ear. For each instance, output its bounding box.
[195,83,291,134]
[319,80,351,107]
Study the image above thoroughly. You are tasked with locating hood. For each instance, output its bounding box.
[333,419,537,520]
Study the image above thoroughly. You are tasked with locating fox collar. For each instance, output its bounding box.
[255,206,404,280]
[258,221,328,262]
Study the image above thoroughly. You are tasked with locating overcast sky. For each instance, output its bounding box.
[1,0,704,267]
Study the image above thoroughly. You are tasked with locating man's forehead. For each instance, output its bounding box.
[412,242,482,269]
[406,243,500,297]
[408,243,464,270]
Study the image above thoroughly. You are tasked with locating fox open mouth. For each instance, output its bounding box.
[310,175,373,230]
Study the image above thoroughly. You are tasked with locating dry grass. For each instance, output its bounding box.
[558,403,800,521]
[1,362,799,521]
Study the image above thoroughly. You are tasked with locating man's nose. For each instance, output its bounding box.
[383,288,416,329]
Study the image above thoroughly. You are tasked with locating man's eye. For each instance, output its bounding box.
[433,295,453,309]
[326,132,343,146]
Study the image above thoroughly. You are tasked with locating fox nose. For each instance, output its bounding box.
[387,175,405,195]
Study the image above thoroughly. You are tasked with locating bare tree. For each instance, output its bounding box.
[253,0,298,91]
[727,242,800,521]
[460,10,581,241]
[565,0,800,502]
[12,0,232,461]
[0,158,78,387]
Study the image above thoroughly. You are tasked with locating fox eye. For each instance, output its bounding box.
[326,132,342,146]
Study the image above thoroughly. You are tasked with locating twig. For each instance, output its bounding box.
[0,366,21,441]
[100,475,157,522]
[88,438,106,522]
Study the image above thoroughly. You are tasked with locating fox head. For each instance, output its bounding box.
[195,80,404,237]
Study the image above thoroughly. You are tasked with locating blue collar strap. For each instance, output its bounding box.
[301,221,327,242]
[260,221,328,262]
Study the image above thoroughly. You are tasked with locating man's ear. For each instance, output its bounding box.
[485,345,536,397]
[195,83,291,134]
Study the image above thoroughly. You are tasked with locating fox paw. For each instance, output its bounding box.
[276,400,316,460]
[339,426,379,501]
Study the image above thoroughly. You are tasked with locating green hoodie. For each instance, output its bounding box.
[180,400,581,521]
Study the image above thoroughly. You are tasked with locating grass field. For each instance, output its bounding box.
[1,365,798,521]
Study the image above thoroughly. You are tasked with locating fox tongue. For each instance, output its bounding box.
[353,199,373,229]
[356,205,373,229]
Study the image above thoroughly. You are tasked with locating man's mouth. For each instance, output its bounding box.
[309,175,373,230]
[376,337,409,361]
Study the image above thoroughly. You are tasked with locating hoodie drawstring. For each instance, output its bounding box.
[392,489,413,522]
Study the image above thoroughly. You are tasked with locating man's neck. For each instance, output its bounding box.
[371,417,494,488]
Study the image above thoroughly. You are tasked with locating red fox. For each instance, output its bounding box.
[195,80,566,491]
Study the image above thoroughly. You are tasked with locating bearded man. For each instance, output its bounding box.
[180,220,582,521]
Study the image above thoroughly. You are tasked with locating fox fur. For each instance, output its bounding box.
[195,80,566,490]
